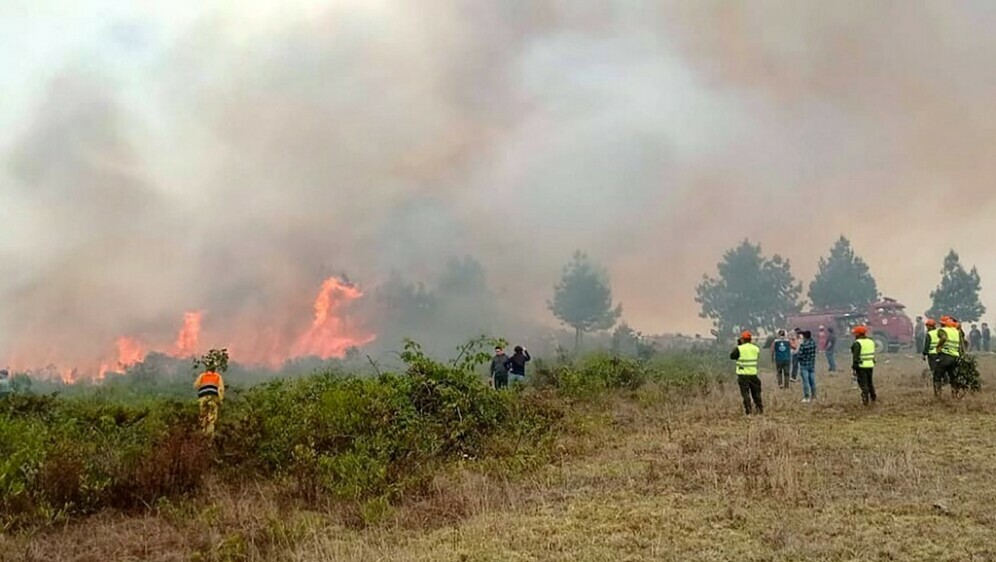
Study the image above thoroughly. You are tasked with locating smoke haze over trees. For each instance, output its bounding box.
[808,237,879,311]
[1,2,996,370]
[696,240,802,339]
[927,251,986,323]
[550,251,622,349]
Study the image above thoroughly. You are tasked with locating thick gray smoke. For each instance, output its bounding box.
[1,1,995,371]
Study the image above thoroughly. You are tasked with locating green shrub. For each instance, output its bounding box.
[953,355,982,394]
[216,340,530,504]
[645,350,726,395]
[0,342,721,528]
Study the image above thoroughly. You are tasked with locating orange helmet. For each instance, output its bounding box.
[942,317,958,327]
[852,325,868,336]
[925,318,937,327]
[740,331,753,341]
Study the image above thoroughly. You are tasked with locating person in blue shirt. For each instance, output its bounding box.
[771,330,793,389]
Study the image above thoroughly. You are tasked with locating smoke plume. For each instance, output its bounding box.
[1,1,994,374]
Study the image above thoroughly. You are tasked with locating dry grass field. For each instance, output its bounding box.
[5,354,996,562]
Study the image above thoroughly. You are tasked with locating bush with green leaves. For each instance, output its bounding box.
[0,339,717,528]
[0,395,210,527]
[953,355,982,394]
[217,337,553,504]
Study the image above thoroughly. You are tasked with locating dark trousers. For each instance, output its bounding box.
[791,354,800,379]
[493,373,509,389]
[984,339,991,352]
[854,368,876,405]
[926,354,939,382]
[775,361,791,388]
[934,354,960,394]
[737,375,763,414]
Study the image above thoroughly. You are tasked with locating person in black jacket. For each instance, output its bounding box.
[507,346,531,385]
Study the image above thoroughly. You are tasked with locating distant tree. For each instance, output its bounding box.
[438,256,487,296]
[549,251,622,349]
[696,240,802,340]
[193,349,230,374]
[611,322,656,360]
[612,323,639,357]
[375,270,438,322]
[10,373,32,394]
[808,236,879,311]
[926,250,985,322]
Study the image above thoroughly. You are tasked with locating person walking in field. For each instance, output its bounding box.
[851,325,876,406]
[797,330,817,403]
[490,346,511,390]
[983,322,992,352]
[771,330,792,389]
[730,331,763,415]
[194,369,225,437]
[507,345,531,385]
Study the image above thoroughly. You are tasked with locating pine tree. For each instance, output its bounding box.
[696,240,802,340]
[926,250,985,322]
[549,251,622,349]
[808,236,879,311]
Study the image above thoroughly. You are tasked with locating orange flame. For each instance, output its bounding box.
[7,277,376,381]
[174,311,202,357]
[292,277,375,359]
[116,336,146,368]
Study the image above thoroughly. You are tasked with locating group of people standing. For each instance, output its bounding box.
[916,316,989,354]
[489,345,531,389]
[920,316,969,396]
[731,325,878,415]
[769,326,839,402]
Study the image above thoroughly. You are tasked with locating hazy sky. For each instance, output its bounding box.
[2,1,995,369]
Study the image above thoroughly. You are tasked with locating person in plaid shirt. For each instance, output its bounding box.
[797,330,818,403]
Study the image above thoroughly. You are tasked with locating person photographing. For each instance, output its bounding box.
[730,331,763,415]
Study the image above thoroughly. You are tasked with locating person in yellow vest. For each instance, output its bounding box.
[934,316,965,397]
[194,370,225,437]
[729,331,763,415]
[921,318,942,394]
[850,325,876,406]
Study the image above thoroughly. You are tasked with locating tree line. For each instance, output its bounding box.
[694,237,985,339]
[371,238,985,352]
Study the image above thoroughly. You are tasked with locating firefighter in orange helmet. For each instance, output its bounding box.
[194,369,225,437]
[935,316,965,397]
[729,331,763,415]
[851,325,877,405]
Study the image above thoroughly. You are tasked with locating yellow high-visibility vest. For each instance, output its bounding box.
[941,327,961,357]
[926,329,940,356]
[858,338,876,369]
[736,343,760,376]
